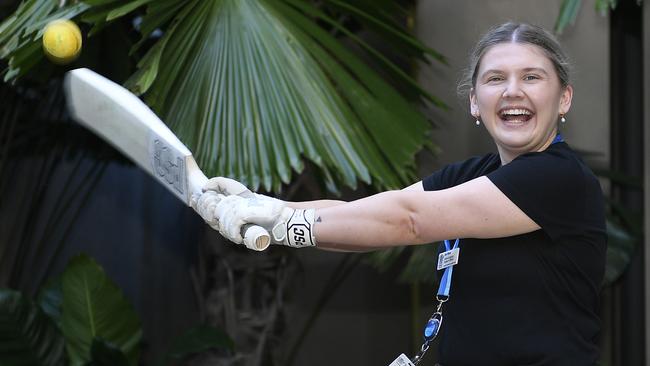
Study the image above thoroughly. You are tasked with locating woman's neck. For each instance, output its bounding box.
[497,132,560,165]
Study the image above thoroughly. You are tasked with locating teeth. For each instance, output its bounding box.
[501,108,531,116]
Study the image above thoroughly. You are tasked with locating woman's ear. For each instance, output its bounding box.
[559,85,573,115]
[469,88,479,116]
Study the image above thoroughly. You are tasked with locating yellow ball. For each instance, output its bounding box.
[42,19,82,65]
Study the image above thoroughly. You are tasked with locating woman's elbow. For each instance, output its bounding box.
[401,210,429,245]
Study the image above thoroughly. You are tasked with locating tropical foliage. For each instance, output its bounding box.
[0,254,232,365]
[554,0,643,34]
[1,0,446,363]
[0,0,446,194]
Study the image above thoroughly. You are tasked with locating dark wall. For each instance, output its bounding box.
[608,0,645,364]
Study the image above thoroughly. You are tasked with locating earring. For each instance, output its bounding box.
[560,114,566,123]
[474,114,480,126]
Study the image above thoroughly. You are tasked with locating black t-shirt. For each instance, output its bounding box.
[422,142,606,366]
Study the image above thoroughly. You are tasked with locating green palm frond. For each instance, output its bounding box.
[555,0,645,34]
[0,0,90,81]
[595,0,617,15]
[1,0,445,194]
[554,0,582,34]
[127,0,441,192]
[325,0,447,65]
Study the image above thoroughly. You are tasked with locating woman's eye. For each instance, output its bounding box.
[523,75,539,81]
[487,76,503,82]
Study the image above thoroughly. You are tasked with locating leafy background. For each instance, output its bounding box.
[1,0,446,193]
[0,1,448,364]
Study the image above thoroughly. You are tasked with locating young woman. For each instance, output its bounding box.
[193,22,606,366]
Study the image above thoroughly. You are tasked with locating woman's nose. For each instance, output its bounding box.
[502,79,524,98]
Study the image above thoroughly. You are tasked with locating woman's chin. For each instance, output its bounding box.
[494,132,534,151]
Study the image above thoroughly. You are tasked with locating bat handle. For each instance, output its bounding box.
[243,225,271,251]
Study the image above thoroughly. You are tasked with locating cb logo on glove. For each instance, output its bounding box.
[286,210,316,247]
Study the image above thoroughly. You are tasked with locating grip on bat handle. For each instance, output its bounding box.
[243,225,271,251]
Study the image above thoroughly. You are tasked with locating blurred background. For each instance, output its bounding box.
[0,0,647,365]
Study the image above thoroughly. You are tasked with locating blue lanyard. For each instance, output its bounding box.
[436,239,459,300]
[412,239,459,364]
[551,133,564,144]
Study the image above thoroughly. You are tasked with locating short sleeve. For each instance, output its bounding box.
[423,153,500,191]
[486,145,601,241]
[422,164,455,191]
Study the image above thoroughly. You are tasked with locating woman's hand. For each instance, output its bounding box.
[203,177,252,196]
[215,195,316,248]
[190,179,281,251]
[204,176,285,207]
[191,190,224,231]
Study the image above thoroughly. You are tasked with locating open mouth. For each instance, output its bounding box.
[498,107,534,124]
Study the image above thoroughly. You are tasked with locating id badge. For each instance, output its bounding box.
[388,354,415,366]
[437,247,460,270]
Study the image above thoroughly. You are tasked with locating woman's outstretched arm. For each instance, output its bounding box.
[313,177,539,251]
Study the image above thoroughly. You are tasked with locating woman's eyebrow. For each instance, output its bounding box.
[521,67,549,75]
[480,69,502,76]
[480,67,549,77]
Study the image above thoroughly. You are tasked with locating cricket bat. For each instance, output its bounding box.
[64,68,270,251]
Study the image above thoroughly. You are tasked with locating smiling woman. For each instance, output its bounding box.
[192,22,606,366]
[470,42,573,164]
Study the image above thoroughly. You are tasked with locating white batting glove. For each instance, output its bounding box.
[190,191,225,230]
[204,177,251,196]
[215,195,316,248]
[203,177,284,207]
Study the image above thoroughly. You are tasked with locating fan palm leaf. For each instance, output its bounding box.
[1,0,445,193]
[127,0,442,192]
[554,0,582,34]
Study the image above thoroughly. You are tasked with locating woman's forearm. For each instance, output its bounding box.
[312,191,422,251]
[287,199,345,210]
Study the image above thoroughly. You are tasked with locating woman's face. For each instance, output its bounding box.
[470,42,573,163]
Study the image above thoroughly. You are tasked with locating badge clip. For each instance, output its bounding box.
[388,354,415,366]
[437,247,460,270]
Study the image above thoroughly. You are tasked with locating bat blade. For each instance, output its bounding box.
[64,68,198,204]
[64,68,270,251]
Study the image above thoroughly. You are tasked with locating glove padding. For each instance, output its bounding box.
[204,177,283,207]
[204,177,251,196]
[190,190,224,230]
[215,195,316,248]
[191,192,271,251]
